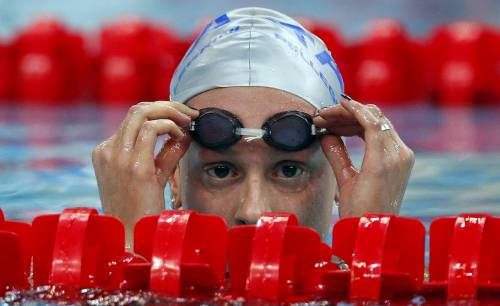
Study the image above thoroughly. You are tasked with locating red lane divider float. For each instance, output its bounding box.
[1,17,499,105]
[98,17,154,104]
[31,207,127,289]
[228,213,334,302]
[98,17,187,104]
[129,210,227,297]
[1,207,499,304]
[12,17,89,103]
[350,19,425,105]
[427,21,498,107]
[423,214,500,302]
[494,31,500,103]
[324,214,425,302]
[0,209,32,296]
[0,41,13,100]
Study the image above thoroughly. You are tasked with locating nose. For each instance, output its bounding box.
[234,173,272,225]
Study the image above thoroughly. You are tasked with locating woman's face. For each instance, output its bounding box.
[176,87,336,239]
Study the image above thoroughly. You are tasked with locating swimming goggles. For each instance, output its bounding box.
[189,108,326,152]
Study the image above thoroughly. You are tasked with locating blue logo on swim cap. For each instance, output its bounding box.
[277,21,316,48]
[185,13,231,58]
[266,18,316,48]
[315,50,344,92]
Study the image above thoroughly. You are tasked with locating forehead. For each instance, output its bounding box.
[185,87,316,126]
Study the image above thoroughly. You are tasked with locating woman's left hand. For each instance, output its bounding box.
[313,95,415,218]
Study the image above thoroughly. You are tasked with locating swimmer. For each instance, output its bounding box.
[92,7,415,249]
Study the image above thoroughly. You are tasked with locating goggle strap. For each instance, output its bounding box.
[189,121,196,131]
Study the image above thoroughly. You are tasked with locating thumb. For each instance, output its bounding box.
[319,135,358,188]
[154,134,191,186]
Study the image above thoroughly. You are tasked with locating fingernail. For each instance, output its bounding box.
[341,93,352,101]
[181,111,191,118]
[314,107,326,116]
[317,105,336,114]
[189,107,200,117]
[175,130,186,140]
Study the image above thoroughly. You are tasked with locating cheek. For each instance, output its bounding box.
[271,162,336,234]
[179,158,242,227]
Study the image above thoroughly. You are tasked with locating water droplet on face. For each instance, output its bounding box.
[393,142,401,153]
[122,143,132,152]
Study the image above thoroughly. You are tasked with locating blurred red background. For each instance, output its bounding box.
[0,15,498,107]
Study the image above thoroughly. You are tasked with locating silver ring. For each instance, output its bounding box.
[380,122,392,131]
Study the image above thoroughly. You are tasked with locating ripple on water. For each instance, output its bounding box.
[1,287,498,305]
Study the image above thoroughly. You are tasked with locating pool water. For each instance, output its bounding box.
[1,103,499,222]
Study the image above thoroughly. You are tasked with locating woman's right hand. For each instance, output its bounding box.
[92,101,199,249]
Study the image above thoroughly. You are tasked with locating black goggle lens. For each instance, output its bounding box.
[190,109,241,149]
[266,114,314,151]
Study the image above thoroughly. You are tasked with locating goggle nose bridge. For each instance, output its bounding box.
[235,128,265,138]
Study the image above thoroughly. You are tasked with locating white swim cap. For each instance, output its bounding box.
[170,7,344,109]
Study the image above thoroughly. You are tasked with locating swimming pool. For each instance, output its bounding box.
[1,103,500,305]
[1,103,499,223]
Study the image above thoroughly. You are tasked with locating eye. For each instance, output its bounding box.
[276,163,304,178]
[206,164,234,179]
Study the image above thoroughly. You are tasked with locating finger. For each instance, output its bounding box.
[314,117,364,138]
[118,101,197,149]
[315,97,369,135]
[357,113,411,184]
[133,119,185,168]
[120,101,195,143]
[155,135,192,186]
[317,104,358,125]
[313,116,360,127]
[339,98,383,145]
[325,126,364,137]
[319,134,358,188]
[164,100,199,118]
[363,104,406,145]
[364,104,398,140]
[365,104,383,118]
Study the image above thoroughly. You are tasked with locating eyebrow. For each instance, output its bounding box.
[196,141,320,161]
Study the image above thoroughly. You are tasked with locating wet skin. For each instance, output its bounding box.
[92,86,415,249]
